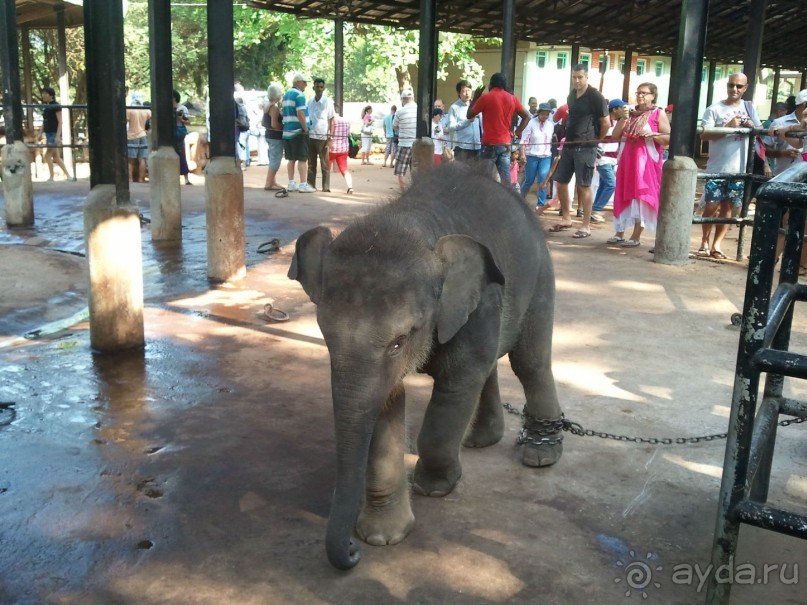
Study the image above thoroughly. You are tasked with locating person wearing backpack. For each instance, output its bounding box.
[235,95,250,170]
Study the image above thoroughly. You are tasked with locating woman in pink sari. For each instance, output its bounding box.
[606,82,671,248]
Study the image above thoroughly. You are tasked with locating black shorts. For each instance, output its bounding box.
[553,145,597,187]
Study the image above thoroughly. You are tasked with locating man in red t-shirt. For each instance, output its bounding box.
[467,72,530,186]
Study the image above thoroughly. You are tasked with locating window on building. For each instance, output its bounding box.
[655,61,664,77]
[619,57,625,73]
[536,51,547,69]
[636,59,646,76]
[599,55,609,72]
[579,53,591,71]
[556,52,568,70]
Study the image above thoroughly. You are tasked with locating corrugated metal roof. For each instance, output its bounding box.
[247,0,806,71]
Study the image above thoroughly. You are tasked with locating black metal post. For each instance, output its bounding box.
[668,0,709,159]
[148,0,174,149]
[621,49,633,101]
[569,43,580,93]
[668,50,678,107]
[742,0,766,100]
[706,60,717,109]
[416,0,436,139]
[207,0,235,158]
[0,0,23,143]
[501,0,516,90]
[769,66,781,118]
[334,19,344,116]
[84,0,129,198]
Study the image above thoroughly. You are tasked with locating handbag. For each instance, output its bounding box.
[442,146,454,162]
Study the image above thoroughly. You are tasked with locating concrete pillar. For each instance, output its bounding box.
[2,141,34,226]
[148,146,181,241]
[205,157,245,282]
[411,138,435,178]
[84,185,144,351]
[654,156,698,266]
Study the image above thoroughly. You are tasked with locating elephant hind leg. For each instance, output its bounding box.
[508,308,564,468]
[356,382,415,546]
[463,365,505,448]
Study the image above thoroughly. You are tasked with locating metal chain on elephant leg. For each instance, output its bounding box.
[501,402,805,447]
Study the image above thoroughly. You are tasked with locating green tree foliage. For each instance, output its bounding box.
[23,5,490,109]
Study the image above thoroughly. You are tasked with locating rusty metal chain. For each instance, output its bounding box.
[502,402,805,447]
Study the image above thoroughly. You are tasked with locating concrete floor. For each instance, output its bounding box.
[1,160,805,605]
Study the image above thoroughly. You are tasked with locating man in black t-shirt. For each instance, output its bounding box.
[548,64,608,238]
[37,86,72,181]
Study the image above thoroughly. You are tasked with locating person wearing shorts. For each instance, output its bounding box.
[698,72,762,259]
[282,73,315,193]
[392,88,417,189]
[38,87,72,181]
[126,91,151,182]
[549,64,609,238]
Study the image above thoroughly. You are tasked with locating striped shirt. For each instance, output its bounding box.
[282,88,308,139]
[393,102,417,148]
[331,117,350,154]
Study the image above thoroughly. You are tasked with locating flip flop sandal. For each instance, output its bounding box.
[621,240,641,248]
[257,239,281,254]
[274,188,288,198]
[697,245,710,256]
[571,230,591,239]
[711,250,727,260]
[547,223,573,233]
[606,236,625,244]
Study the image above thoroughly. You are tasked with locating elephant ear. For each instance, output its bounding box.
[434,235,505,344]
[288,226,334,304]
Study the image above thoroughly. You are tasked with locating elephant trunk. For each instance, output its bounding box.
[325,387,380,570]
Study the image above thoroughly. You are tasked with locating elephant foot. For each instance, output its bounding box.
[412,460,462,497]
[356,498,415,547]
[521,440,563,468]
[463,410,504,448]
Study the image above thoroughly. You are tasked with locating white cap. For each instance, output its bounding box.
[795,89,807,106]
[292,73,308,84]
[400,88,414,99]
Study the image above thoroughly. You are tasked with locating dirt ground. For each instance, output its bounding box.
[1,156,805,605]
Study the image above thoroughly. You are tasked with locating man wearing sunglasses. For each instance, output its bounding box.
[697,73,763,259]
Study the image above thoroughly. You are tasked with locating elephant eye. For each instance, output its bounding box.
[388,335,408,356]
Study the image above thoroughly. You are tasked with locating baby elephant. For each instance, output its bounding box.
[288,163,563,570]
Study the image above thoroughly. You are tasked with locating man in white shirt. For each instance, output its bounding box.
[698,72,763,259]
[392,88,417,189]
[447,79,482,163]
[307,77,335,192]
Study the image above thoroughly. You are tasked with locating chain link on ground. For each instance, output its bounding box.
[502,402,805,447]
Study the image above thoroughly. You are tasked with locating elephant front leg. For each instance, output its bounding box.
[356,382,415,546]
[463,366,505,448]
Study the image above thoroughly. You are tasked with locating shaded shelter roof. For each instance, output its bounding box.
[15,0,83,29]
[247,0,807,71]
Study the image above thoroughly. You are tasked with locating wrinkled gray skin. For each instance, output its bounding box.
[288,163,562,570]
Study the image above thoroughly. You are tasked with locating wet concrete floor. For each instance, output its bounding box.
[1,162,805,604]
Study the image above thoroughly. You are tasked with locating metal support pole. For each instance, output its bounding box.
[207,0,235,158]
[416,0,436,139]
[621,49,633,101]
[769,66,781,117]
[742,0,766,100]
[706,60,717,110]
[84,0,129,197]
[334,19,344,116]
[501,0,516,90]
[669,0,709,159]
[148,0,174,149]
[56,6,74,178]
[569,43,580,93]
[0,0,23,143]
[21,26,33,131]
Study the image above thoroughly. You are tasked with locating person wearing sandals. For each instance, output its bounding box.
[263,83,285,191]
[606,83,670,248]
[328,114,354,194]
[697,73,762,259]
